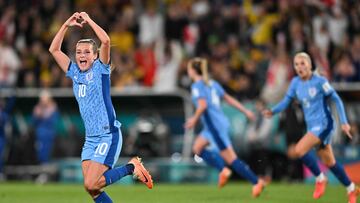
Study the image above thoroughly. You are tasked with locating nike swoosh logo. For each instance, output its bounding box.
[140,171,149,183]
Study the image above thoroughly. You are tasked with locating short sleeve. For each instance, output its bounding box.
[66,61,76,79]
[191,83,206,101]
[286,78,297,98]
[319,76,334,96]
[213,81,225,98]
[96,59,111,75]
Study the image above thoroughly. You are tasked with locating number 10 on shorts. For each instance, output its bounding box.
[95,143,108,156]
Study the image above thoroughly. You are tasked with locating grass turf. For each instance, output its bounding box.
[0,182,349,203]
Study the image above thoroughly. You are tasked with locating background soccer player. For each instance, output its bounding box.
[262,52,359,203]
[185,58,265,197]
[49,12,153,203]
[0,95,15,180]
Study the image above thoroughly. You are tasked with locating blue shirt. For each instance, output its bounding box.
[0,96,15,138]
[271,75,348,128]
[66,59,120,136]
[191,80,230,130]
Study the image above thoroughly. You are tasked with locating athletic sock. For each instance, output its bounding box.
[94,191,113,203]
[230,159,258,185]
[315,172,326,182]
[329,162,351,187]
[346,182,355,193]
[103,164,134,186]
[300,153,321,176]
[199,149,226,171]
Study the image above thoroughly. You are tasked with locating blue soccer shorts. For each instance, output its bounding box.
[200,126,232,151]
[308,119,335,146]
[81,129,123,169]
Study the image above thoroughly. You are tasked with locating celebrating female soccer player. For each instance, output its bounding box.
[49,12,153,203]
[262,52,359,203]
[185,58,265,197]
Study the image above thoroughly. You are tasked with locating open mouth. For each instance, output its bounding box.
[79,60,87,66]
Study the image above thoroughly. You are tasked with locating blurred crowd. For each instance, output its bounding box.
[1,0,360,182]
[0,0,359,102]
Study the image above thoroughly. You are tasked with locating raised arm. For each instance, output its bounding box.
[223,93,255,121]
[49,12,82,72]
[79,12,110,64]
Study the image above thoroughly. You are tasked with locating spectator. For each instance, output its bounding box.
[32,90,59,164]
[153,40,183,92]
[138,3,164,46]
[0,39,20,87]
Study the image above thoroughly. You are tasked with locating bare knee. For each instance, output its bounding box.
[84,179,101,195]
[323,159,336,167]
[317,146,336,167]
[288,146,305,159]
[192,145,202,156]
[318,154,336,167]
[220,148,237,164]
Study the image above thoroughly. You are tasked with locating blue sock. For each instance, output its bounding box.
[231,159,258,185]
[103,164,134,186]
[199,149,226,171]
[94,192,112,203]
[300,153,321,176]
[330,162,351,186]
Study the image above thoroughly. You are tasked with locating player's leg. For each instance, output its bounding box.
[81,130,122,202]
[317,145,360,203]
[220,147,264,197]
[193,135,226,171]
[82,160,112,202]
[208,125,262,194]
[193,134,230,188]
[101,130,152,189]
[288,132,327,198]
[288,133,323,178]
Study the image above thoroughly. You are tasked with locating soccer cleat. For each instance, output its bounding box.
[313,178,327,199]
[218,167,232,188]
[348,187,360,203]
[252,179,265,198]
[128,156,153,189]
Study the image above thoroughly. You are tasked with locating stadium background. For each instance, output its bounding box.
[0,0,360,198]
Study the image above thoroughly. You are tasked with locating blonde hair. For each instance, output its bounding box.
[190,57,210,85]
[294,52,315,70]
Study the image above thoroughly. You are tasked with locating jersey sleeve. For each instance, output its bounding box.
[65,61,76,79]
[271,78,296,114]
[318,76,335,96]
[285,78,297,98]
[96,59,111,75]
[191,83,206,101]
[330,92,348,124]
[213,81,225,98]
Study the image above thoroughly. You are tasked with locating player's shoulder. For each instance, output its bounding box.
[92,59,102,69]
[209,79,220,87]
[192,80,205,88]
[312,74,328,83]
[290,76,301,85]
[68,61,80,74]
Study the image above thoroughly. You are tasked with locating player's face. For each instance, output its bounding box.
[187,66,195,80]
[76,43,97,71]
[294,56,312,80]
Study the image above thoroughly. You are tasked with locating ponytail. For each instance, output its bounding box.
[190,57,210,85]
[200,59,209,85]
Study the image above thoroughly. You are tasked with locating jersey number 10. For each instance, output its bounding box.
[79,84,86,98]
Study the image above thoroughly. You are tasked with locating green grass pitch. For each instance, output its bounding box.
[0,182,349,203]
